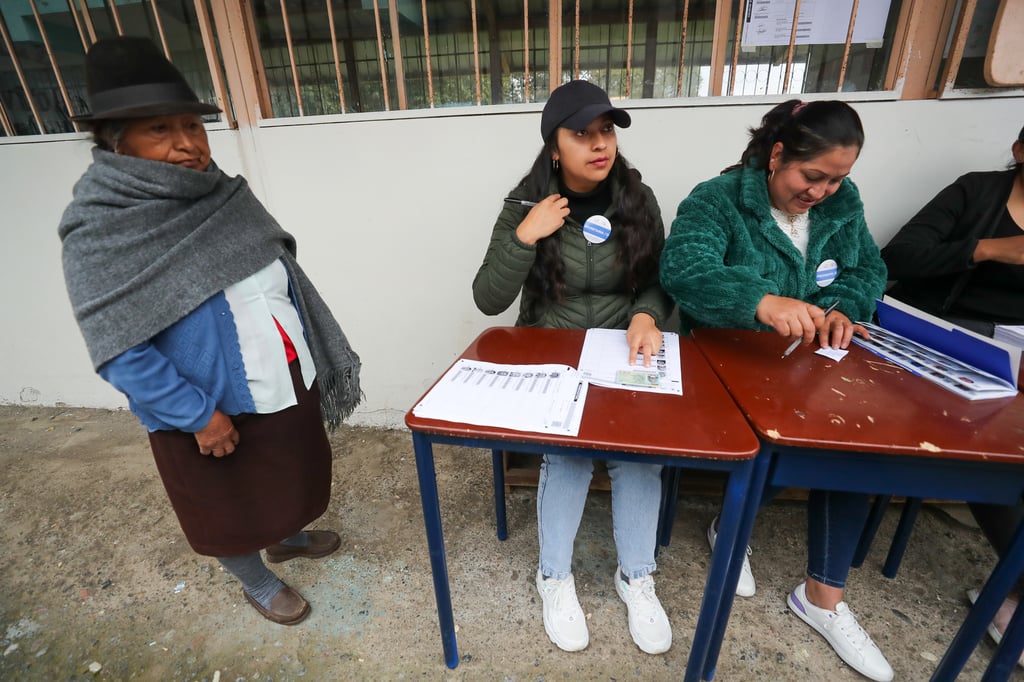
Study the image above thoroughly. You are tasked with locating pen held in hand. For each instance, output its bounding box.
[504,197,538,207]
[780,300,841,359]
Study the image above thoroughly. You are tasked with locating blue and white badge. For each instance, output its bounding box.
[815,258,839,287]
[582,215,612,244]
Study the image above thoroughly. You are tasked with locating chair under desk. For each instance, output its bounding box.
[405,326,761,682]
[690,327,1024,682]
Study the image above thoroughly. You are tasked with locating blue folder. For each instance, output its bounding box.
[876,297,1019,388]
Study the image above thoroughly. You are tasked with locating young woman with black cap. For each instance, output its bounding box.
[473,80,674,655]
[58,37,361,626]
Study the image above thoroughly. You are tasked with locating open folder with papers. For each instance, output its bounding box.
[852,297,1020,401]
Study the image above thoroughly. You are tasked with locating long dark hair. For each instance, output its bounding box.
[1010,124,1024,173]
[723,99,864,174]
[513,135,661,316]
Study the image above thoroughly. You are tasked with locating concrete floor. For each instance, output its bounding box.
[0,405,1019,681]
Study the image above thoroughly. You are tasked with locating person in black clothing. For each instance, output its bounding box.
[881,125,1024,337]
[881,125,1024,667]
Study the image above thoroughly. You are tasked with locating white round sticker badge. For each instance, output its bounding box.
[815,259,839,287]
[582,215,612,244]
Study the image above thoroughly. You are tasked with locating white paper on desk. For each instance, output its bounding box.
[995,325,1024,350]
[412,360,588,436]
[577,328,683,395]
[815,347,849,361]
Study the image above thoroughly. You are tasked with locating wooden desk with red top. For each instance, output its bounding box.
[405,326,761,682]
[691,327,1024,682]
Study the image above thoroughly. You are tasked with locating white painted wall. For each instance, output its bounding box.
[2,96,1020,427]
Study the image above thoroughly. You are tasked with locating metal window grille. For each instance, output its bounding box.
[0,0,1016,138]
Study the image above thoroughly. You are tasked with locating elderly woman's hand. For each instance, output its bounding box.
[195,409,240,457]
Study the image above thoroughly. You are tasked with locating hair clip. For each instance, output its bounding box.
[792,101,808,115]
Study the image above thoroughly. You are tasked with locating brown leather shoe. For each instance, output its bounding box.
[265,530,341,564]
[243,585,310,625]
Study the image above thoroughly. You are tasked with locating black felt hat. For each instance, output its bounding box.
[540,80,630,141]
[74,36,221,121]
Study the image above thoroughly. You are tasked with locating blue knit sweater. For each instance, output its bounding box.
[99,292,257,433]
[660,165,887,333]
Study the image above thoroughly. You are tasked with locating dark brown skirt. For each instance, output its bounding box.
[148,361,332,556]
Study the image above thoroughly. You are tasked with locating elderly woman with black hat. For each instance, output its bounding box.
[58,36,361,626]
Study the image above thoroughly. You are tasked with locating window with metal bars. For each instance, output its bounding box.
[0,0,1020,138]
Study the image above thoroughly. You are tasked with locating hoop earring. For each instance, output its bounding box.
[768,168,775,183]
[552,158,559,171]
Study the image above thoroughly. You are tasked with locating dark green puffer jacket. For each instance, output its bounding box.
[472,170,673,330]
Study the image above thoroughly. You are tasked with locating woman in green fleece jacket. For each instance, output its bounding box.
[473,80,674,656]
[660,100,891,682]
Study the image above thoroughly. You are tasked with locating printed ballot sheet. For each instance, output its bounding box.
[853,322,1018,401]
[411,360,588,436]
[577,328,683,395]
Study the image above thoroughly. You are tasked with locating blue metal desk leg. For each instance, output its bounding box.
[982,597,1024,682]
[412,431,459,668]
[659,466,683,547]
[852,494,891,568]
[682,456,764,682]
[932,516,1024,681]
[883,497,922,578]
[491,449,508,541]
[701,451,772,681]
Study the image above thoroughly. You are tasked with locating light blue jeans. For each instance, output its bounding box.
[537,453,662,580]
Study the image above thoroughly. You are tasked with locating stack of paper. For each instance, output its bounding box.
[412,328,685,436]
[994,325,1024,350]
[412,360,588,436]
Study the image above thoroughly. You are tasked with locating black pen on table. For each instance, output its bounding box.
[781,300,840,359]
[504,197,538,207]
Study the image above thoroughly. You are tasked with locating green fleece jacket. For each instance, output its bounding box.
[473,170,673,330]
[660,164,886,333]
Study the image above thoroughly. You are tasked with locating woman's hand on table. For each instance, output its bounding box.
[626,313,662,367]
[756,294,825,344]
[819,310,869,349]
[195,409,240,457]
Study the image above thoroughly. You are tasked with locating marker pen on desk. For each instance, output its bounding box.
[504,197,538,207]
[781,300,840,359]
[563,381,584,428]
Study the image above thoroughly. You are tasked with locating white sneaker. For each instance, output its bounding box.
[788,581,894,682]
[966,587,1024,669]
[614,569,672,654]
[536,570,589,651]
[707,516,755,597]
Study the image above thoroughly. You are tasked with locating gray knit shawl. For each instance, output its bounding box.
[58,149,361,428]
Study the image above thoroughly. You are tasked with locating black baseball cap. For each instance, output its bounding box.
[540,80,631,141]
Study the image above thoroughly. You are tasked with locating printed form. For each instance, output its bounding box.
[411,360,588,436]
[577,329,683,395]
